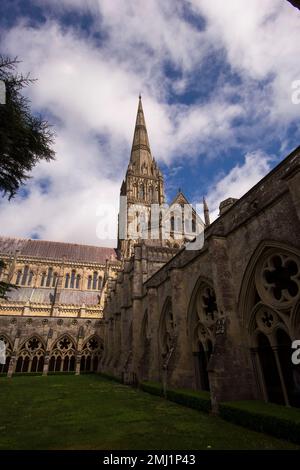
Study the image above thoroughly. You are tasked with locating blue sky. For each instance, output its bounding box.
[0,0,299,246]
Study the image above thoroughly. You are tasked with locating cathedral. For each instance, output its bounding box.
[0,97,300,411]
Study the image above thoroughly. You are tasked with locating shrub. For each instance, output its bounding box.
[47,371,75,376]
[13,372,43,377]
[140,381,211,413]
[140,381,163,397]
[99,372,123,383]
[219,400,300,444]
[167,388,211,413]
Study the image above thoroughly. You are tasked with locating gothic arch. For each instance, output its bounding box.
[187,276,219,391]
[15,335,46,373]
[238,240,300,326]
[19,334,46,352]
[239,240,300,407]
[48,333,76,373]
[80,334,103,373]
[50,333,76,351]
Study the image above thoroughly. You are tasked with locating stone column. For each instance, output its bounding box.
[208,236,256,411]
[147,286,160,383]
[131,245,143,384]
[169,267,195,389]
[43,355,49,376]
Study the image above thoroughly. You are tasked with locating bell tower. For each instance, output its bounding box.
[118,96,165,258]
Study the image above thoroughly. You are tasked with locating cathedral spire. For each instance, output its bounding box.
[203,196,210,226]
[129,95,152,173]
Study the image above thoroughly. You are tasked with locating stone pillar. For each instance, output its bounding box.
[7,355,16,377]
[75,356,81,375]
[208,236,256,411]
[169,267,195,389]
[43,355,49,376]
[147,286,160,383]
[130,245,143,384]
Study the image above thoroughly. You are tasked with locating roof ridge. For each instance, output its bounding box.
[0,235,116,251]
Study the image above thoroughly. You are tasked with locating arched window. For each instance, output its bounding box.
[257,332,285,405]
[70,270,76,289]
[46,267,53,287]
[242,247,300,407]
[98,276,103,290]
[65,273,70,289]
[15,336,45,374]
[16,270,22,285]
[139,184,145,200]
[27,271,34,286]
[75,274,81,289]
[92,271,98,290]
[87,275,92,290]
[170,215,175,233]
[49,335,76,374]
[149,186,154,202]
[80,336,103,373]
[52,272,58,288]
[21,265,29,286]
[40,272,46,287]
[188,280,219,391]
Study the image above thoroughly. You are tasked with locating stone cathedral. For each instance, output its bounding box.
[0,96,300,411]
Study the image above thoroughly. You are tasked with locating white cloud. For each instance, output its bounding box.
[189,0,300,121]
[206,150,273,221]
[0,1,299,246]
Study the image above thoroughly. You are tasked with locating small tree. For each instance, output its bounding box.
[0,260,17,299]
[0,56,55,299]
[0,55,55,199]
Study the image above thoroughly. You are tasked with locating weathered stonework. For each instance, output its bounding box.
[1,97,300,413]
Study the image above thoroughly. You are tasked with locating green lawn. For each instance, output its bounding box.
[0,374,298,450]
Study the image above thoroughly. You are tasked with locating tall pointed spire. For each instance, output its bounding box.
[203,196,210,226]
[130,95,153,173]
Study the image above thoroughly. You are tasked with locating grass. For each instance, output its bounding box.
[0,374,298,450]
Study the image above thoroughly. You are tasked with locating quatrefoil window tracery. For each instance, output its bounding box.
[256,252,300,308]
[26,338,41,351]
[57,337,73,351]
[87,338,99,351]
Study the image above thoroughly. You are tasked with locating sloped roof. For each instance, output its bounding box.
[0,236,117,264]
[6,287,101,305]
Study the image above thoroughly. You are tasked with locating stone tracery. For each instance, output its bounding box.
[246,247,300,407]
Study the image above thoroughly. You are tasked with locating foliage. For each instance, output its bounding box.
[99,372,123,383]
[0,259,17,299]
[140,381,211,412]
[166,387,211,413]
[0,55,55,199]
[219,400,300,444]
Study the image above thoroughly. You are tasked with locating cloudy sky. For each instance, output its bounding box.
[0,0,299,247]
